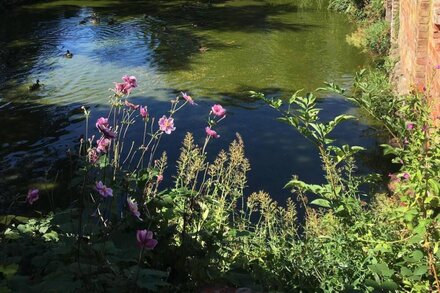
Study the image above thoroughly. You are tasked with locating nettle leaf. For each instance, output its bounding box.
[400,267,412,277]
[310,198,331,208]
[413,265,428,276]
[368,263,394,277]
[404,250,424,263]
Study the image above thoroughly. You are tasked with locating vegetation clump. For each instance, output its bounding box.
[1,70,439,291]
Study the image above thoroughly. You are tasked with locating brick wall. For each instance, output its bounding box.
[396,0,440,120]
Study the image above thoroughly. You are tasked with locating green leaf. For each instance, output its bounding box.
[400,267,412,277]
[43,231,59,242]
[310,198,331,208]
[0,215,29,226]
[368,263,394,277]
[380,280,399,290]
[405,250,424,263]
[0,264,19,279]
[413,265,428,276]
[428,178,440,196]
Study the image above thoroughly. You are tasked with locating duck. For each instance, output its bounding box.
[90,12,100,24]
[28,80,41,91]
[64,50,73,58]
[107,17,116,25]
[198,45,209,53]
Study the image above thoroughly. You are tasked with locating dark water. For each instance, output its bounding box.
[0,0,386,210]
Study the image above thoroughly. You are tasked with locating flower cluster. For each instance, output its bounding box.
[205,104,226,139]
[114,75,137,96]
[96,117,116,139]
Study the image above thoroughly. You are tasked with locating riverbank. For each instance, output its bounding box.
[0,0,438,291]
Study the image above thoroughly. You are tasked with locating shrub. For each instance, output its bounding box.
[364,20,391,55]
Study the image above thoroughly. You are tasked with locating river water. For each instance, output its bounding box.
[0,0,385,210]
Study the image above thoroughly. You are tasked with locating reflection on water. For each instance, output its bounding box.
[0,0,384,210]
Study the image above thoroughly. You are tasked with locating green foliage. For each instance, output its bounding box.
[2,72,439,291]
[252,85,439,291]
[364,20,391,55]
[330,0,390,55]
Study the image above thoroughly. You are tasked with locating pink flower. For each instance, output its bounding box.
[88,148,99,164]
[102,128,116,139]
[95,181,113,198]
[156,174,163,184]
[27,188,39,205]
[127,197,141,220]
[181,92,195,105]
[96,137,111,153]
[113,75,138,96]
[96,117,116,139]
[125,100,140,110]
[140,106,148,119]
[435,65,440,70]
[402,172,410,180]
[96,117,109,131]
[136,230,158,250]
[158,115,176,134]
[205,127,220,138]
[406,123,415,130]
[211,104,226,117]
[122,75,137,88]
[388,173,401,182]
[114,82,133,96]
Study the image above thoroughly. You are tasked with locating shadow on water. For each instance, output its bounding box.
[88,1,318,71]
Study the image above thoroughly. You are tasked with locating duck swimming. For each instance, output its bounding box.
[64,50,73,58]
[107,18,116,25]
[28,80,41,91]
[90,12,100,24]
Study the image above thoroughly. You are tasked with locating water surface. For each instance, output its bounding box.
[0,0,383,210]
